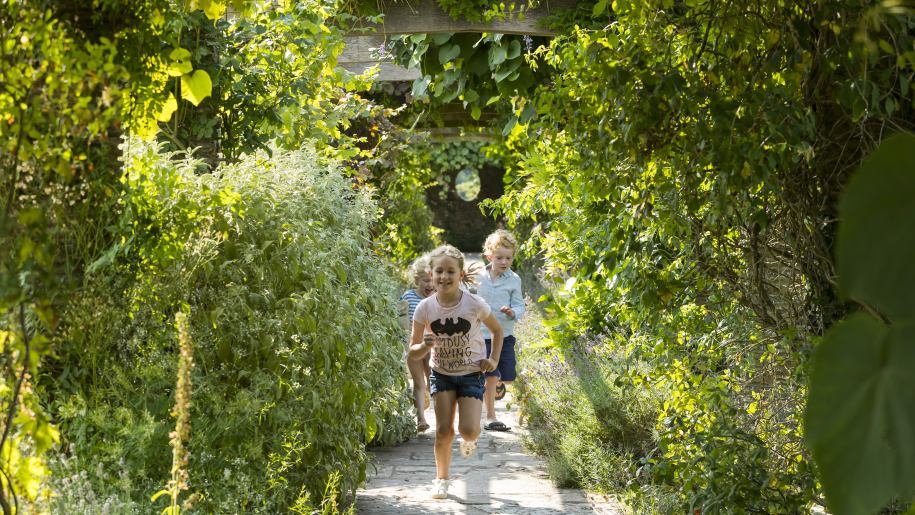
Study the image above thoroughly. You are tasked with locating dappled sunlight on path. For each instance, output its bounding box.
[355,391,627,514]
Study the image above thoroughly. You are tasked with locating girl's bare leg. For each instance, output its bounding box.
[456,396,483,443]
[433,390,458,479]
[407,357,429,428]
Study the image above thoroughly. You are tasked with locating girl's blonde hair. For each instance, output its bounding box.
[409,254,430,280]
[427,244,482,287]
[483,229,518,255]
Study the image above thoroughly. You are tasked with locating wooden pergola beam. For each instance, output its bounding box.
[345,0,575,36]
[338,35,420,81]
[338,1,577,81]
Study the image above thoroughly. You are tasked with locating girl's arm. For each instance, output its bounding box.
[408,320,434,359]
[479,312,503,372]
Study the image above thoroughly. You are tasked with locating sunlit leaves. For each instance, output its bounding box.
[201,0,226,20]
[168,47,193,76]
[157,93,179,122]
[180,69,213,106]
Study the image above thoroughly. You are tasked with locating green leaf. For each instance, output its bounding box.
[438,44,461,64]
[837,133,915,321]
[489,44,508,67]
[462,89,479,103]
[201,0,226,19]
[506,40,522,60]
[366,412,377,441]
[411,75,431,98]
[157,93,178,122]
[501,116,517,136]
[493,61,520,83]
[432,33,452,45]
[805,314,915,515]
[181,70,213,106]
[593,0,608,16]
[167,48,193,77]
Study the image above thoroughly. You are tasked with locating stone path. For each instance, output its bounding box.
[355,390,627,514]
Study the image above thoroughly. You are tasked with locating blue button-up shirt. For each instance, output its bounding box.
[477,265,524,338]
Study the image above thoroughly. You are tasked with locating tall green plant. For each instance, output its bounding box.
[44,141,413,511]
[151,310,196,515]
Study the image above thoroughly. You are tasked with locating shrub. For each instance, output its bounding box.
[42,140,413,512]
[513,308,659,495]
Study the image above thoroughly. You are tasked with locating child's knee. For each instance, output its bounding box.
[458,423,480,441]
[435,424,455,440]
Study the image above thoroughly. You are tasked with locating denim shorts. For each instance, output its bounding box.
[484,335,517,381]
[430,370,485,401]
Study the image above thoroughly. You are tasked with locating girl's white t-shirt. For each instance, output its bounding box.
[413,291,491,376]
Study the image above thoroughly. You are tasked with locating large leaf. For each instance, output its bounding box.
[805,314,915,515]
[411,75,431,98]
[488,43,508,67]
[837,133,915,321]
[438,44,461,65]
[506,39,522,60]
[181,69,213,106]
[167,47,193,77]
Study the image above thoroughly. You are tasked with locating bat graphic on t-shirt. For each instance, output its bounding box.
[431,317,471,336]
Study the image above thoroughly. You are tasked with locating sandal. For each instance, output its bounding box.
[495,383,506,400]
[484,420,511,432]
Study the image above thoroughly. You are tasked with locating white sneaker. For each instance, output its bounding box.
[431,478,450,499]
[459,438,477,458]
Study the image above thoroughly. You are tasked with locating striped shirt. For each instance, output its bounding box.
[399,289,424,323]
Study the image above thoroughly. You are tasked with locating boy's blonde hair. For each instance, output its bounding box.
[483,229,518,255]
[409,254,430,281]
[427,244,481,287]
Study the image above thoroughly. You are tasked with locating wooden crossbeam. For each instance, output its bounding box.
[338,35,420,81]
[345,0,575,36]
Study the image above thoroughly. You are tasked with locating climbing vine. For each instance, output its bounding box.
[483,0,915,511]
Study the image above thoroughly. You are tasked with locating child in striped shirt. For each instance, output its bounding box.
[398,254,435,432]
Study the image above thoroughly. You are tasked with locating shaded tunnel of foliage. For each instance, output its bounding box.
[2,0,915,513]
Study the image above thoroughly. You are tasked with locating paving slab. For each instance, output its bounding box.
[356,390,628,514]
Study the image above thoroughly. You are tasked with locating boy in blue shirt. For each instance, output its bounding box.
[478,230,524,431]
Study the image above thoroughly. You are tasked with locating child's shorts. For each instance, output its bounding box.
[430,370,485,401]
[484,335,517,382]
